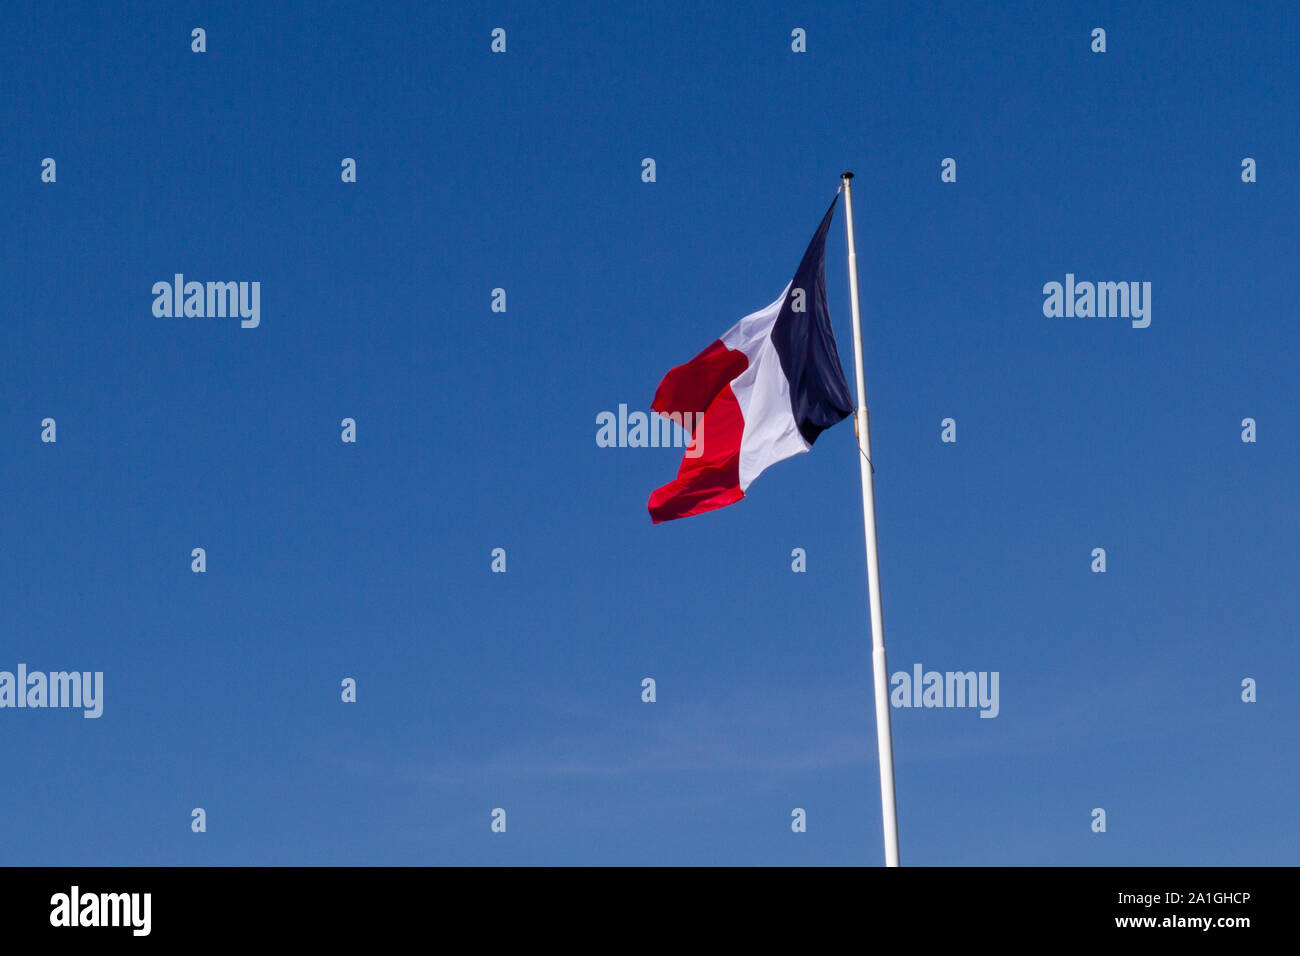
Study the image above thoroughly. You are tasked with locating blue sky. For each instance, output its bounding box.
[1,0,1296,865]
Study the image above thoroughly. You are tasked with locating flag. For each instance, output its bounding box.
[648,196,854,523]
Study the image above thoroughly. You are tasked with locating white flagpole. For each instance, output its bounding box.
[840,171,901,867]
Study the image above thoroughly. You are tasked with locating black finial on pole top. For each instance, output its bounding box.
[841,171,854,180]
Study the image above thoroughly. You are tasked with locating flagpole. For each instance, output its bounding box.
[840,171,901,867]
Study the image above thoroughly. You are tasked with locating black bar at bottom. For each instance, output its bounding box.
[0,865,1281,943]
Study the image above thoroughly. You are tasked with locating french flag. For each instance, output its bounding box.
[648,197,854,523]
